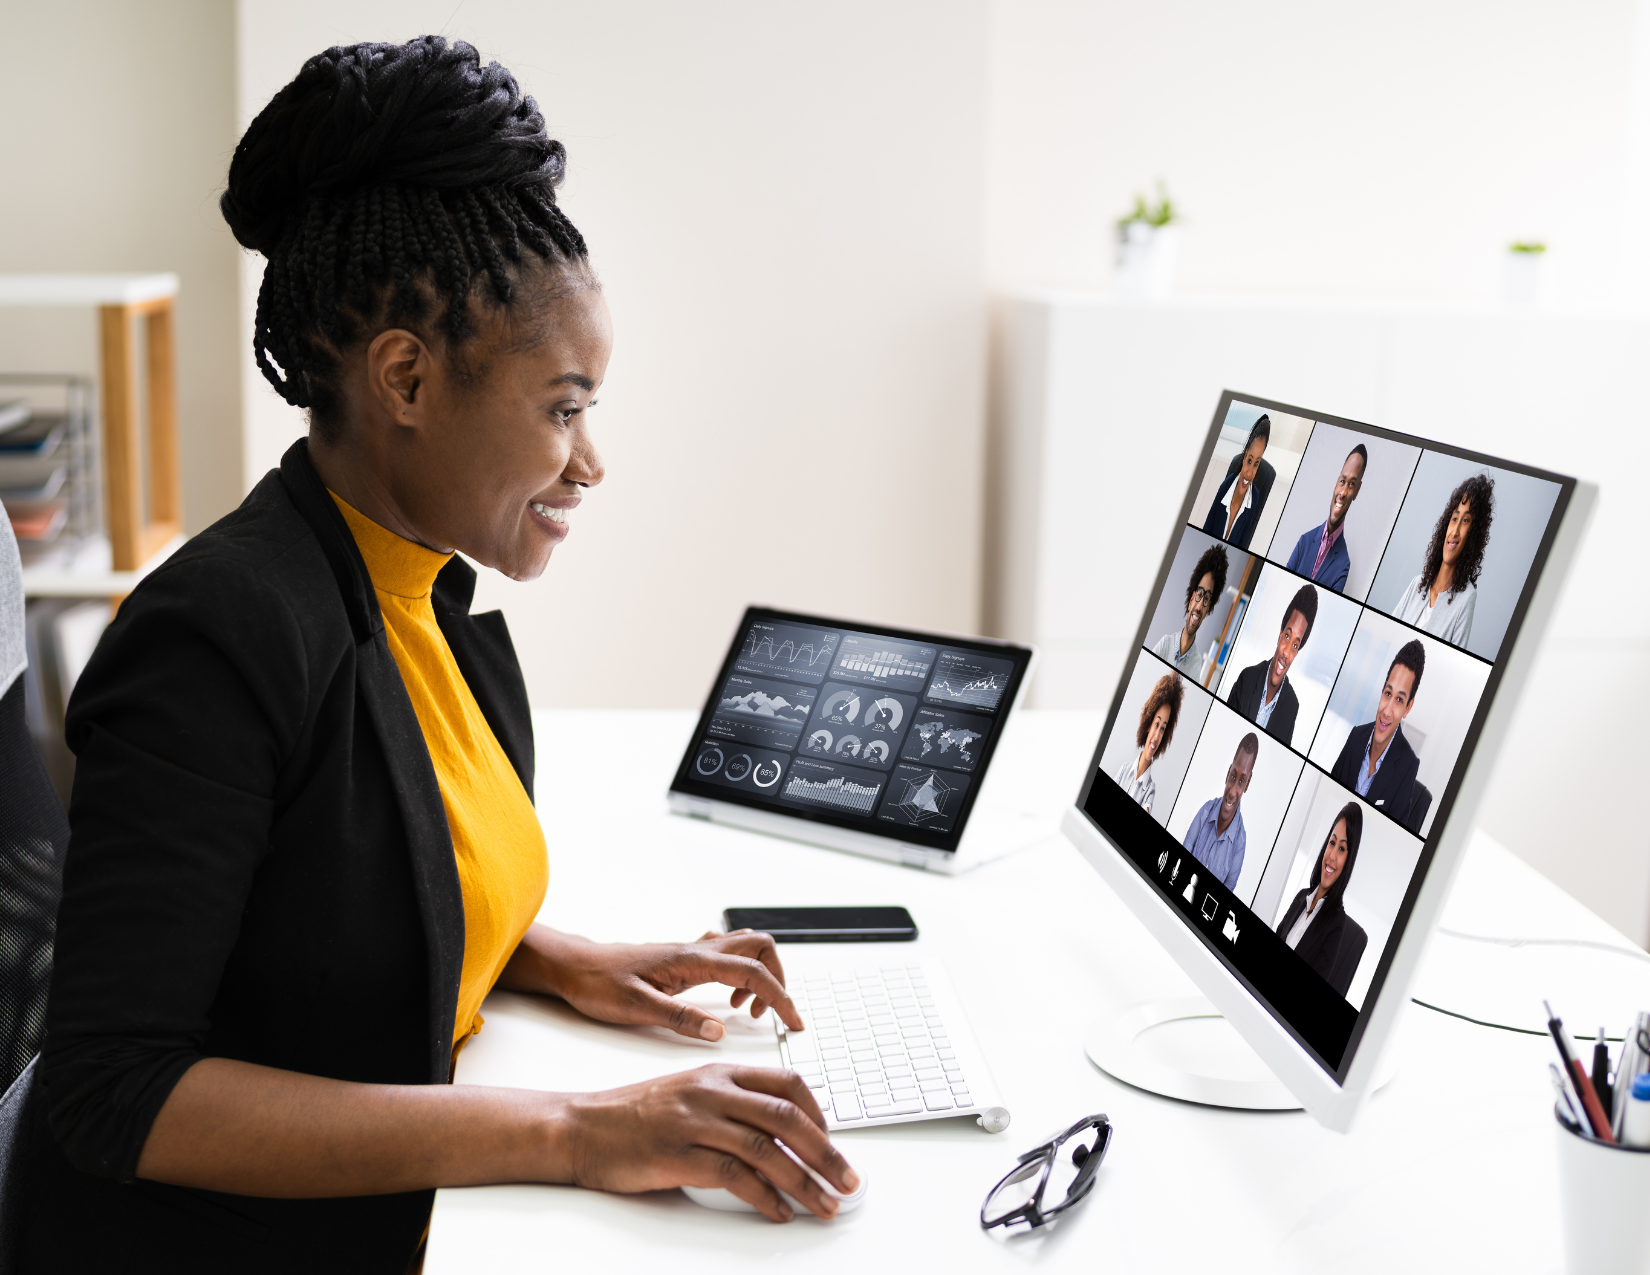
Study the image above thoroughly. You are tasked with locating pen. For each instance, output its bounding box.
[1546,1001,1615,1143]
[1549,1063,1584,1132]
[1592,1027,1613,1125]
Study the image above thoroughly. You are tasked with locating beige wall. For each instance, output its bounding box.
[0,0,242,536]
[237,0,990,709]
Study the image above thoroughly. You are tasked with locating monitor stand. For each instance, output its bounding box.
[1084,997,1396,1110]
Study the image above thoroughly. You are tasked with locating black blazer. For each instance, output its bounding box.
[1329,722,1421,828]
[20,441,533,1274]
[1278,888,1368,997]
[1225,659,1299,748]
[1201,454,1275,549]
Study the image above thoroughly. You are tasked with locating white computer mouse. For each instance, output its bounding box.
[681,1149,866,1217]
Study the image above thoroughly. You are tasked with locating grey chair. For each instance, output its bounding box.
[0,506,70,1270]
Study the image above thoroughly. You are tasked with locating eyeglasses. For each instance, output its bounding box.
[1191,588,1216,608]
[980,1114,1112,1231]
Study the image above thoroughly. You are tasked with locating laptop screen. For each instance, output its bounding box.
[671,607,1035,854]
[1074,392,1574,1079]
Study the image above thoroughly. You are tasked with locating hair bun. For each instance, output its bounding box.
[221,35,566,255]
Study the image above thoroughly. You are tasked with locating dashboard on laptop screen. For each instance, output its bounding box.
[1075,392,1574,1079]
[671,607,1035,854]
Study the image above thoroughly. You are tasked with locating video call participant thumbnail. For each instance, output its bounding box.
[1329,640,1425,828]
[1114,672,1184,815]
[1181,732,1257,891]
[1201,415,1272,549]
[1152,543,1229,678]
[1283,444,1366,593]
[1276,802,1368,998]
[1390,473,1493,647]
[1225,582,1318,748]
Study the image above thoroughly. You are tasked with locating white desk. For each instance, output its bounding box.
[427,710,1650,1274]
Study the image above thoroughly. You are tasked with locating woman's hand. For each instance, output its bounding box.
[562,1063,858,1221]
[499,925,804,1041]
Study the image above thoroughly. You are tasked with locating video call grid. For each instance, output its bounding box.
[1105,404,1563,1018]
[688,617,1024,840]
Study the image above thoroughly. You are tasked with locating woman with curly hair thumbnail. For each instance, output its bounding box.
[1115,672,1184,814]
[1391,473,1494,647]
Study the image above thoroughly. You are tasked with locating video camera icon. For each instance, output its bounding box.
[1222,911,1241,943]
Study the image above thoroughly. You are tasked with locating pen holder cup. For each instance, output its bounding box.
[1555,1108,1650,1274]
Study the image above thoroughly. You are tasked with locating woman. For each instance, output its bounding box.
[1275,803,1369,998]
[1115,672,1184,814]
[19,39,855,1274]
[1201,415,1271,548]
[1391,473,1494,648]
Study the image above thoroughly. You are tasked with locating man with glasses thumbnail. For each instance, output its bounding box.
[1152,543,1229,680]
[1225,583,1318,747]
[1181,732,1258,891]
[1284,444,1367,593]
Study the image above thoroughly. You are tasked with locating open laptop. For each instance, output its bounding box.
[666,607,1038,873]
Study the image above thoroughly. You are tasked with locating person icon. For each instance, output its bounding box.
[1283,444,1366,593]
[1181,733,1257,891]
[1152,544,1229,678]
[1182,872,1198,903]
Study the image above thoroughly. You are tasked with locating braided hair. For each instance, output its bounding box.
[221,36,590,434]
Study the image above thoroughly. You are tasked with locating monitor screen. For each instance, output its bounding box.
[671,607,1035,854]
[1073,393,1575,1079]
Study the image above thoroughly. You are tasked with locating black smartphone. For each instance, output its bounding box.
[721,906,918,943]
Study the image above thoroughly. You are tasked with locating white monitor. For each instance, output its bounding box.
[1062,391,1593,1130]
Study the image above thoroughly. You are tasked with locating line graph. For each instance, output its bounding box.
[925,650,1014,711]
[736,623,840,685]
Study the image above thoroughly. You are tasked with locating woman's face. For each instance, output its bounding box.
[1145,703,1172,758]
[1237,438,1266,490]
[1441,497,1474,567]
[351,273,613,581]
[1320,819,1350,892]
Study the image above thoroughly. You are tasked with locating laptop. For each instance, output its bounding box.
[666,606,1039,873]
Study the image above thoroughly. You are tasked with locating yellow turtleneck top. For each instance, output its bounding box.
[331,493,547,1056]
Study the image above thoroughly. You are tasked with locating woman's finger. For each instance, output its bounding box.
[678,1145,793,1222]
[720,1067,857,1196]
[689,1115,839,1221]
[626,981,728,1041]
[687,953,802,1030]
[712,930,787,994]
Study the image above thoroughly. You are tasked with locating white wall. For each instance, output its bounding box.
[236,0,989,709]
[985,0,1643,304]
[0,0,242,535]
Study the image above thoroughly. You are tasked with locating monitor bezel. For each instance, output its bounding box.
[670,605,1036,857]
[1067,389,1589,1127]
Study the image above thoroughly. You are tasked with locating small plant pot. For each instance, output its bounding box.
[1502,251,1543,306]
[1115,223,1179,298]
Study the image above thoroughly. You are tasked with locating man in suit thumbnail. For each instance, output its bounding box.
[1226,583,1318,748]
[1284,444,1367,593]
[1181,732,1258,892]
[1330,639,1425,825]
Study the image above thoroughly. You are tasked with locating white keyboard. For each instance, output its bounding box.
[774,955,1003,1129]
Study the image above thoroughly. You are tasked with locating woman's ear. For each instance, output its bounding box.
[366,329,431,430]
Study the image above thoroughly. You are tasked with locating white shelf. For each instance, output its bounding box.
[21,533,183,597]
[0,273,179,307]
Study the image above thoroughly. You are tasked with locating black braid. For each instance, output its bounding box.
[221,36,591,432]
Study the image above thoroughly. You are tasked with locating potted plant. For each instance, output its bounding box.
[1115,183,1179,298]
[1502,240,1546,306]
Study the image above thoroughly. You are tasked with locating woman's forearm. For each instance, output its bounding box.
[135,1057,573,1197]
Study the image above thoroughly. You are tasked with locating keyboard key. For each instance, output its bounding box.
[919,1077,950,1093]
[924,1093,953,1111]
[866,1099,924,1117]
[834,1095,863,1122]
[891,1087,920,1102]
[951,1090,972,1106]
[854,1061,883,1076]
[936,1049,956,1061]
[914,1067,945,1081]
[830,1080,859,1095]
[850,1049,878,1063]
